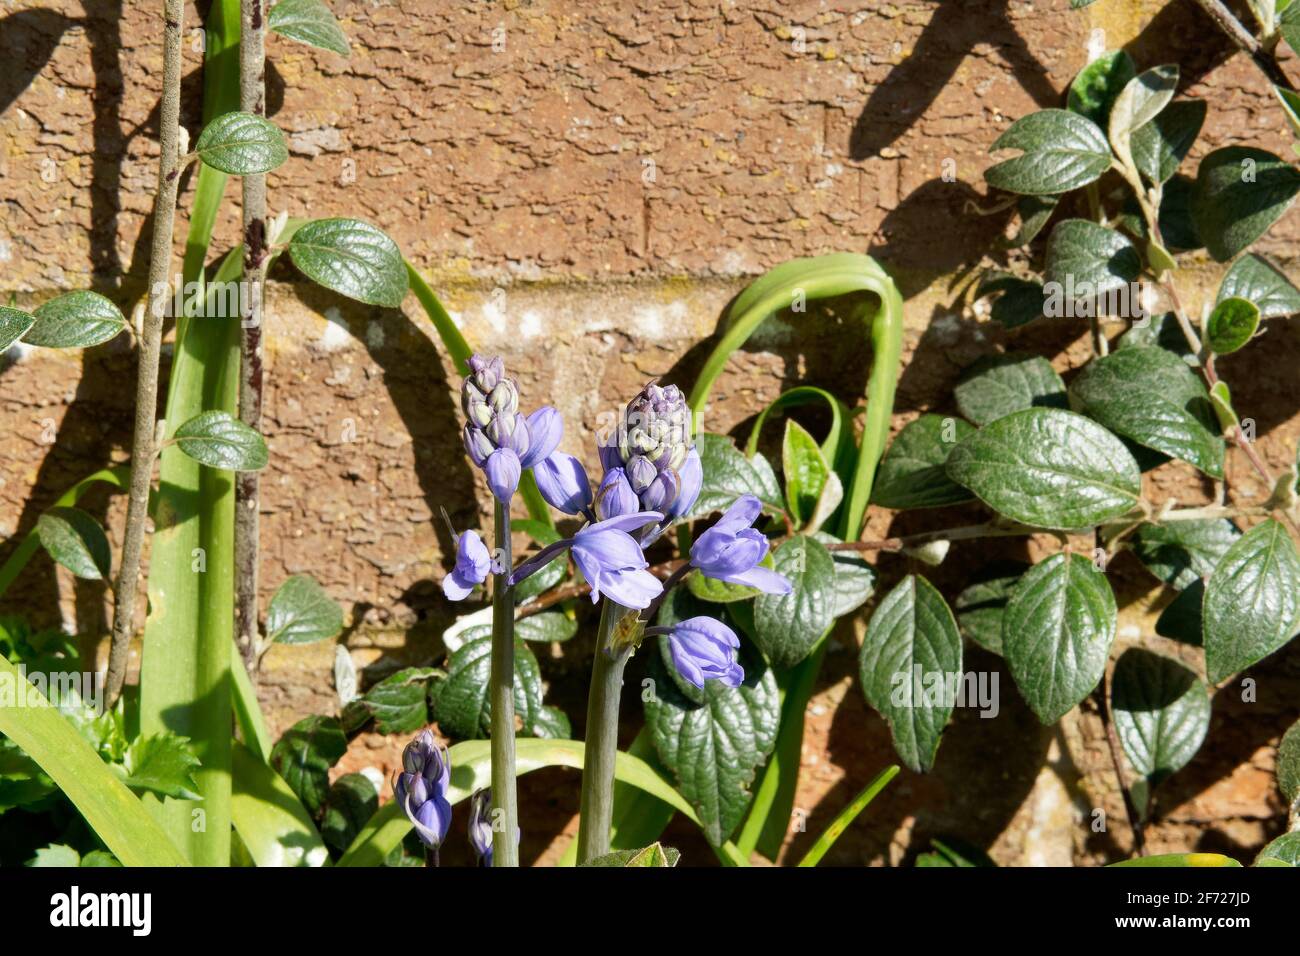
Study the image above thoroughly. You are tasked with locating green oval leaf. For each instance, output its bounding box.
[1131,518,1240,591]
[859,575,963,772]
[174,410,269,471]
[1108,65,1179,174]
[24,291,127,348]
[514,611,578,643]
[428,633,543,738]
[752,535,835,669]
[288,218,408,308]
[0,306,35,351]
[954,353,1067,427]
[1216,253,1300,319]
[1112,648,1210,785]
[1192,146,1300,262]
[355,666,436,735]
[1131,99,1206,185]
[1002,553,1116,723]
[1067,50,1136,126]
[871,414,975,509]
[1256,831,1300,866]
[1278,719,1300,808]
[1205,296,1261,355]
[269,0,351,57]
[269,715,348,815]
[1068,346,1225,479]
[689,433,784,519]
[783,419,831,525]
[1044,219,1143,304]
[945,407,1142,530]
[1203,518,1300,682]
[194,111,288,174]
[985,109,1112,196]
[954,561,1030,655]
[266,574,343,644]
[36,507,110,580]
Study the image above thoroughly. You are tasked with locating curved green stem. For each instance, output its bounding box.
[490,499,520,867]
[576,600,633,862]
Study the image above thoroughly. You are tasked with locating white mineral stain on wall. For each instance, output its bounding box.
[316,307,352,351]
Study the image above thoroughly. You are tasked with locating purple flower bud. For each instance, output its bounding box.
[640,469,680,514]
[468,788,520,867]
[394,730,452,848]
[656,616,744,688]
[690,495,793,595]
[626,455,657,493]
[570,511,665,609]
[665,447,702,520]
[464,424,494,467]
[534,452,592,515]
[595,468,639,521]
[484,448,522,502]
[442,530,491,601]
[467,354,504,392]
[488,380,518,417]
[519,406,562,470]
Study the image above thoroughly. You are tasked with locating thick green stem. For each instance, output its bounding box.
[576,601,633,862]
[490,499,520,867]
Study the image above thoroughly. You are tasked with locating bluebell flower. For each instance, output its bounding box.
[533,451,593,515]
[509,511,664,610]
[468,788,520,867]
[594,466,639,520]
[460,354,561,502]
[442,530,491,601]
[690,495,792,595]
[648,616,744,688]
[598,382,698,533]
[393,730,452,849]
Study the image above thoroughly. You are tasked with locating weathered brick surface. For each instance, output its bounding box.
[2,0,1299,864]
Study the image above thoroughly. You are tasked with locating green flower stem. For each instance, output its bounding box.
[490,498,520,867]
[576,600,634,862]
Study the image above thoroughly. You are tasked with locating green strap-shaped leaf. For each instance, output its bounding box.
[288,218,408,308]
[859,575,962,772]
[231,741,330,867]
[23,291,127,348]
[194,111,288,174]
[1192,146,1300,262]
[1068,346,1225,479]
[1203,518,1300,682]
[985,109,1112,196]
[35,507,111,580]
[174,409,269,471]
[1002,553,1117,724]
[1111,648,1210,787]
[871,414,974,509]
[269,0,351,56]
[954,353,1067,427]
[265,574,343,644]
[946,407,1142,530]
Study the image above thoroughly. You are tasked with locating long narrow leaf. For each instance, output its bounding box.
[0,656,187,866]
[231,648,272,763]
[230,741,329,866]
[797,764,899,866]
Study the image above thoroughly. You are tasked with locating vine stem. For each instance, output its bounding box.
[235,0,269,673]
[576,599,634,863]
[105,0,186,707]
[1191,0,1297,91]
[489,499,520,867]
[1093,677,1146,856]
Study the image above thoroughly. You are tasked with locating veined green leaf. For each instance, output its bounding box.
[194,111,288,174]
[1205,296,1261,355]
[1112,648,1210,788]
[1067,50,1136,126]
[1131,518,1240,591]
[954,353,1067,427]
[24,291,127,348]
[266,574,343,644]
[871,414,974,509]
[1044,219,1142,303]
[0,306,34,350]
[269,0,351,57]
[1131,99,1205,185]
[1109,65,1178,176]
[752,535,835,669]
[1216,253,1300,319]
[35,507,111,580]
[174,410,270,471]
[288,218,408,308]
[1192,146,1300,262]
[986,110,1111,196]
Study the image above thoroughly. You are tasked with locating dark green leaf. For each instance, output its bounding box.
[872,414,975,510]
[1117,311,1196,364]
[954,353,1067,427]
[859,575,963,772]
[1067,50,1136,126]
[1192,146,1300,262]
[1155,579,1204,645]
[270,715,348,815]
[1108,66,1179,173]
[514,611,578,643]
[1044,219,1142,304]
[428,634,542,739]
[266,574,343,644]
[0,306,34,350]
[36,507,110,580]
[645,636,779,846]
[974,273,1046,328]
[689,433,784,519]
[813,531,877,618]
[529,705,571,739]
[1278,719,1300,807]
[174,410,269,471]
[1112,648,1210,785]
[24,291,127,348]
[359,667,436,735]
[1131,518,1240,590]
[1256,832,1300,866]
[999,195,1059,249]
[321,773,378,853]
[752,535,835,668]
[121,732,202,801]
[1217,253,1300,319]
[1203,518,1300,682]
[194,111,288,174]
[985,110,1111,196]
[954,561,1030,655]
[945,407,1142,530]
[783,419,831,525]
[1002,553,1117,723]
[1205,296,1260,355]
[269,0,351,56]
[288,218,408,308]
[581,843,681,867]
[1068,346,1225,478]
[1131,100,1206,184]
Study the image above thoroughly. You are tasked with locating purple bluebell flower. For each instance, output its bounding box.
[570,512,666,608]
[648,616,744,688]
[690,494,792,595]
[533,451,592,515]
[442,529,491,601]
[468,788,520,867]
[460,354,561,502]
[599,382,699,529]
[393,730,452,849]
